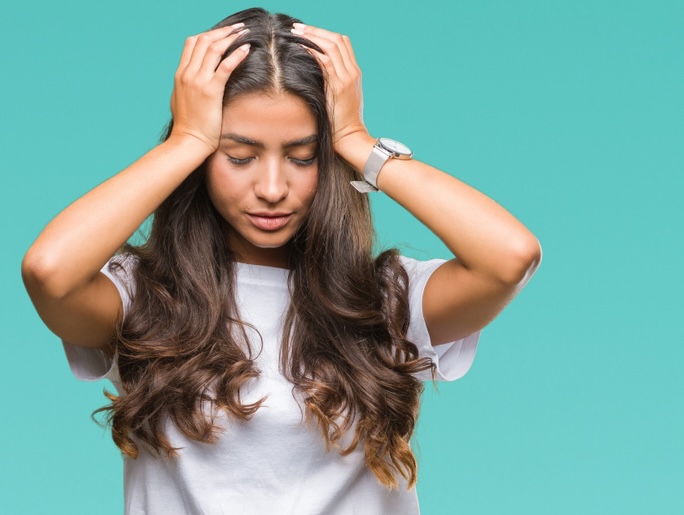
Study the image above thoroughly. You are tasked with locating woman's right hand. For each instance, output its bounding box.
[22,25,253,354]
[169,23,251,155]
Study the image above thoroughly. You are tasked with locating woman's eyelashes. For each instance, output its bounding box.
[226,155,317,167]
[289,156,317,167]
[227,156,253,165]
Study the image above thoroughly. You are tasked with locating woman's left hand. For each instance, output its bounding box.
[292,23,370,151]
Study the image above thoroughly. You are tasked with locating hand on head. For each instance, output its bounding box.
[292,24,369,151]
[169,24,251,154]
[167,17,370,160]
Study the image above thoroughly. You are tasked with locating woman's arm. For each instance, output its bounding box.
[295,24,542,345]
[337,133,542,344]
[22,24,250,351]
[23,137,211,298]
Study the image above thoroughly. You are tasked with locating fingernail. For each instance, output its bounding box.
[237,28,250,36]
[232,22,245,29]
[291,28,304,35]
[293,23,306,30]
[239,43,251,52]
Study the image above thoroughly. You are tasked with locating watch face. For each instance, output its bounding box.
[378,138,412,156]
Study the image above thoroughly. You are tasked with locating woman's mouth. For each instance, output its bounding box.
[246,213,293,231]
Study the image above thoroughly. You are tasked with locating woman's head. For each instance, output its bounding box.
[214,7,327,111]
[163,7,352,267]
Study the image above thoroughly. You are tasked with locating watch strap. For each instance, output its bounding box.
[350,142,392,193]
[350,180,378,193]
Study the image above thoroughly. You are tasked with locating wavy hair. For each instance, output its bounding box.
[95,7,436,490]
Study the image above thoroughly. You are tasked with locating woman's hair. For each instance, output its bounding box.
[95,7,435,490]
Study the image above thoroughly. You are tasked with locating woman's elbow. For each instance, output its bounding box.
[502,237,543,285]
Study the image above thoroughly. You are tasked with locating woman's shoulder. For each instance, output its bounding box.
[104,251,140,275]
[101,252,140,313]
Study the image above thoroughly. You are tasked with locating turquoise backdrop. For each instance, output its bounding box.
[2,0,682,513]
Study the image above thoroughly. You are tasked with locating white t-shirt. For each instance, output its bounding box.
[62,254,481,515]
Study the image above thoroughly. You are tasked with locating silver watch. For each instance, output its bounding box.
[350,138,413,193]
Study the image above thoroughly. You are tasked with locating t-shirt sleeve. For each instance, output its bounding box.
[61,253,137,383]
[400,256,482,382]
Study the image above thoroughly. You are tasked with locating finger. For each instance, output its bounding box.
[294,29,349,76]
[198,28,249,78]
[318,32,357,75]
[213,43,251,86]
[297,35,348,90]
[292,24,357,75]
[178,24,242,71]
[336,33,359,71]
[177,35,199,72]
[184,23,245,76]
[299,46,340,125]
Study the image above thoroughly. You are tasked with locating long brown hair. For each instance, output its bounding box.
[96,7,436,490]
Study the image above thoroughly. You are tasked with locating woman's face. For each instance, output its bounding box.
[205,91,319,268]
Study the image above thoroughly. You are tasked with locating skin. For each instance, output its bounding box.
[205,92,319,268]
[22,20,541,357]
[294,23,542,344]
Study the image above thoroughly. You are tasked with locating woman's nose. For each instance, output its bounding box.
[254,158,288,203]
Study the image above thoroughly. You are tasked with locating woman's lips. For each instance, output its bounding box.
[246,213,293,231]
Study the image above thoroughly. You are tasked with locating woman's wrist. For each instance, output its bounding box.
[164,133,217,163]
[334,131,376,174]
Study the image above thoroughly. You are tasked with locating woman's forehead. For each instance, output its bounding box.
[221,91,317,144]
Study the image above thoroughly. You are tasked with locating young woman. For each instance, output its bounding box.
[22,7,542,514]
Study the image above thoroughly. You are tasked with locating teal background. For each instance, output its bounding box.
[2,0,682,513]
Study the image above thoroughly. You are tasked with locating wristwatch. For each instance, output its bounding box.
[350,138,413,193]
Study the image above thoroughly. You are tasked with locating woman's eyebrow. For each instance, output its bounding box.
[220,133,318,148]
[221,133,262,147]
[283,134,318,148]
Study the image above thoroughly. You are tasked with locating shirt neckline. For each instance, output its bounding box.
[234,261,291,287]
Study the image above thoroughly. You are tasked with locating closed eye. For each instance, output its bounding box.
[290,156,317,167]
[227,156,253,165]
